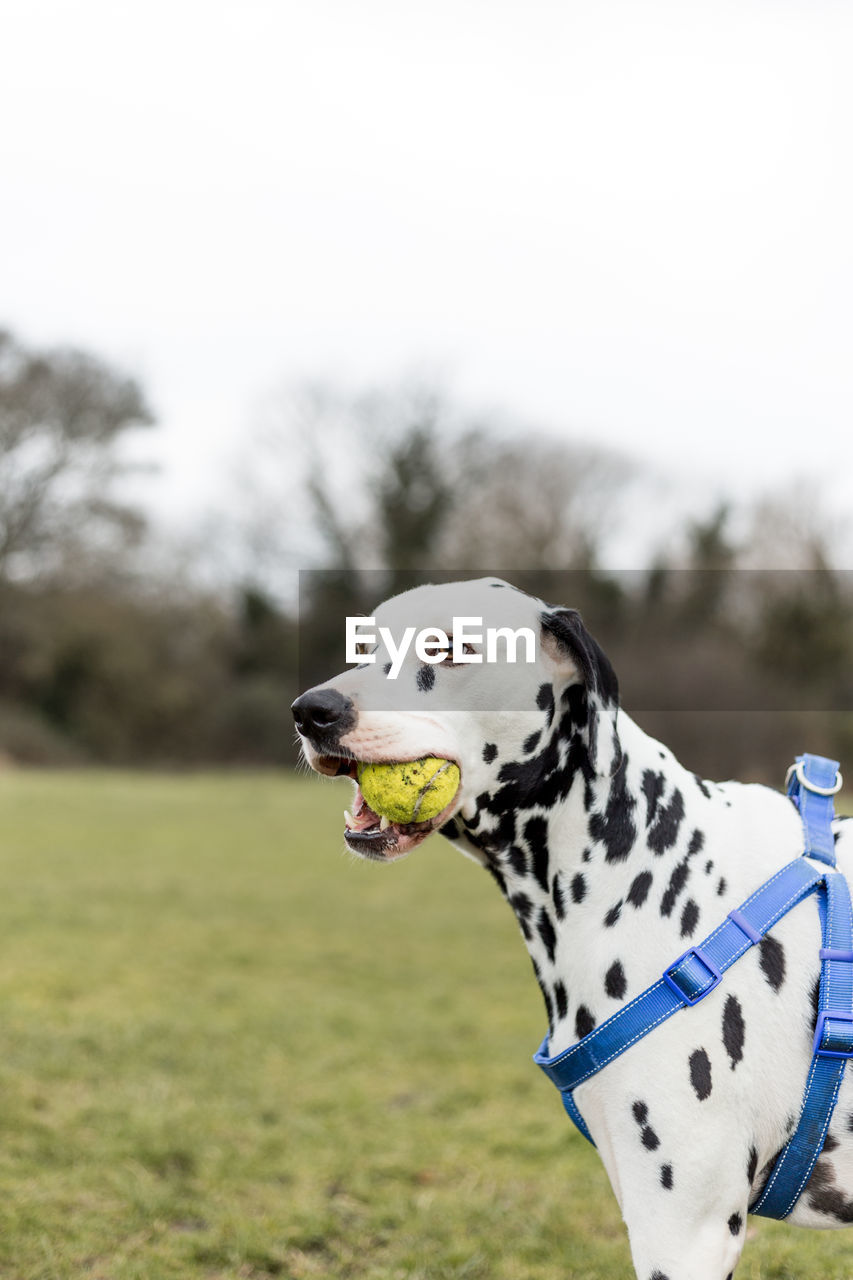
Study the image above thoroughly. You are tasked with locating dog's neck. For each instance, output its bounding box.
[441,691,725,1055]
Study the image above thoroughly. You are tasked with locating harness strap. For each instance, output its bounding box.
[748,751,850,1215]
[534,856,822,1106]
[751,867,853,1217]
[788,753,842,866]
[534,752,849,1221]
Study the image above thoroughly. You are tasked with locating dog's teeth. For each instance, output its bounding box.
[379,815,391,831]
[344,809,355,829]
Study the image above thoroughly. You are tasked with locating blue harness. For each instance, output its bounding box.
[534,753,849,1219]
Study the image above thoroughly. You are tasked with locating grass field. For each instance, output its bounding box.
[0,771,852,1279]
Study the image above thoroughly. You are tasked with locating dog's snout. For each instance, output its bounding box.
[291,688,355,740]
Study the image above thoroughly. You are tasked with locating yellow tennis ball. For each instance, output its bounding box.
[357,757,460,825]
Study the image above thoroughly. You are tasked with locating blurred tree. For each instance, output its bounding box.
[743,480,847,572]
[739,483,853,694]
[375,418,454,595]
[678,502,739,630]
[245,379,630,585]
[437,428,630,573]
[0,328,153,580]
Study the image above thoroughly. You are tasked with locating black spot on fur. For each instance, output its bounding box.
[482,742,498,764]
[536,682,555,726]
[507,844,528,876]
[493,811,516,850]
[553,873,567,920]
[510,893,533,938]
[723,994,745,1069]
[642,769,666,826]
[571,872,587,904]
[531,958,552,1025]
[758,935,786,992]
[383,661,392,675]
[680,899,700,938]
[523,730,541,754]
[694,773,712,799]
[511,892,533,920]
[589,756,637,863]
[747,1145,758,1184]
[581,846,591,863]
[648,788,685,855]
[689,1048,712,1100]
[811,974,821,1030]
[728,1212,742,1235]
[628,870,653,908]
[824,1133,840,1153]
[537,908,557,963]
[717,876,727,896]
[605,960,627,1000]
[553,980,568,1020]
[687,828,705,857]
[416,663,436,692]
[632,1102,662,1149]
[660,1163,673,1190]
[660,859,691,917]
[641,1126,660,1151]
[806,1156,853,1221]
[487,691,596,816]
[705,859,714,874]
[525,816,550,892]
[439,819,459,839]
[575,1005,595,1038]
[650,1273,670,1280]
[604,900,622,927]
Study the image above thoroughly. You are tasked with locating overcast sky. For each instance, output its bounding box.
[2,0,852,563]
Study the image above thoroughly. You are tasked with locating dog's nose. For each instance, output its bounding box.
[291,688,355,740]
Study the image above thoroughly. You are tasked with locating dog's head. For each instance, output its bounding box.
[292,577,619,862]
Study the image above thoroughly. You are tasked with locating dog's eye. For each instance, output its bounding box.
[440,637,479,665]
[353,641,376,657]
[420,641,448,660]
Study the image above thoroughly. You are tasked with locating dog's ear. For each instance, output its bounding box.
[539,608,619,707]
[540,607,621,777]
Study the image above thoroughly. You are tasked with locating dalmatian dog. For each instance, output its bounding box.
[292,577,853,1280]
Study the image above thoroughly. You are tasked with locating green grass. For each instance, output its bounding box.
[0,771,851,1279]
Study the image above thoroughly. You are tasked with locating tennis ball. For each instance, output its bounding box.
[357,757,460,825]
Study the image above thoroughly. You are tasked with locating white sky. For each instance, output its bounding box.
[2,0,852,564]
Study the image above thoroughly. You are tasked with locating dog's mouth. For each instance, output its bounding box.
[312,752,461,861]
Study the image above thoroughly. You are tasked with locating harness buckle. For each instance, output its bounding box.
[663,947,722,1007]
[786,760,843,797]
[813,1009,853,1059]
